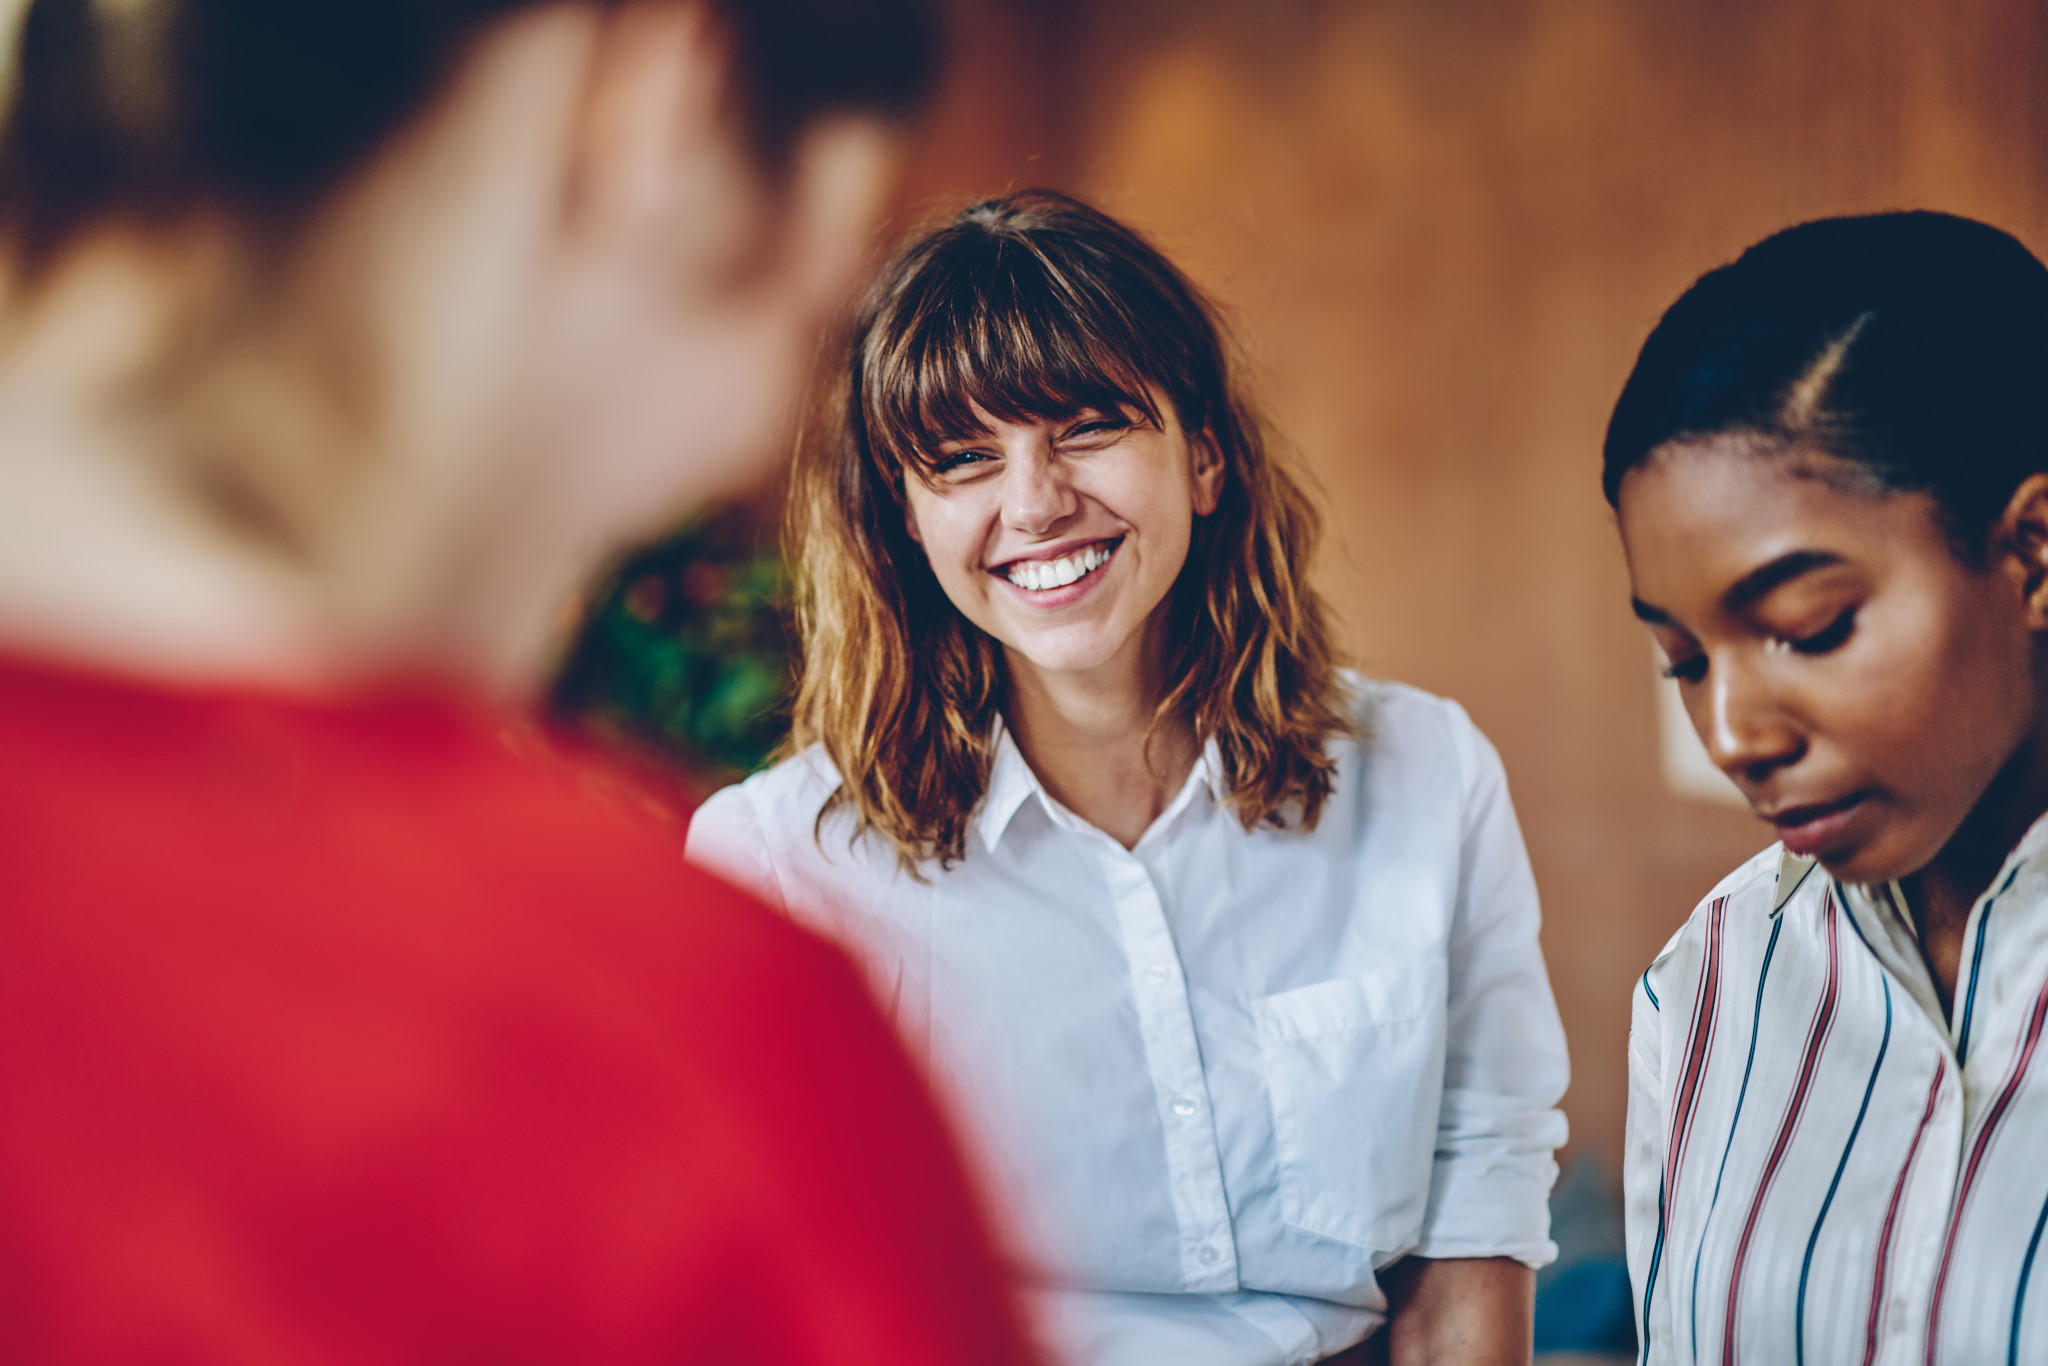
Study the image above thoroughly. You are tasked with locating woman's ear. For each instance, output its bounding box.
[564,1,755,279]
[1190,430,1224,517]
[2000,473,2048,628]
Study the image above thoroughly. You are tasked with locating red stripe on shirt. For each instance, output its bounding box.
[1863,1067,1944,1366]
[1666,896,1731,1207]
[1723,886,1842,1366]
[1924,975,2048,1365]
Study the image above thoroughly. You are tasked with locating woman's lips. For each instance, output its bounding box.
[1770,793,1873,858]
[987,538,1120,609]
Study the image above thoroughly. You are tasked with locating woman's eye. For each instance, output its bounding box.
[1062,417,1130,442]
[1662,654,1708,685]
[931,449,994,475]
[1786,608,1857,656]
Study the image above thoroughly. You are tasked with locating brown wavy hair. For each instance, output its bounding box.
[786,189,1352,869]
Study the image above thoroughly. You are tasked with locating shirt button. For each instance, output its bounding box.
[1198,1246,1222,1266]
[1172,1097,1199,1118]
[1146,965,1172,986]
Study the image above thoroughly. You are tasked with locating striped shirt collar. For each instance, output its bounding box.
[976,716,1224,854]
[1771,849,1822,915]
[1772,808,2048,919]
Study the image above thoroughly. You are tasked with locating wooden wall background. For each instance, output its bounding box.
[893,0,2048,1163]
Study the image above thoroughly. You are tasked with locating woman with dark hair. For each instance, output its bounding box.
[688,190,1570,1366]
[0,3,1044,1363]
[1609,211,2048,1365]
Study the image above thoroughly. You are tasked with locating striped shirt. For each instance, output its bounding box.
[1625,823,2048,1366]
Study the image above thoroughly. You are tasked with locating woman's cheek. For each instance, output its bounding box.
[1874,588,2029,807]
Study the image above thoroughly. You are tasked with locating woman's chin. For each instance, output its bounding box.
[999,629,1134,681]
[1805,828,1938,888]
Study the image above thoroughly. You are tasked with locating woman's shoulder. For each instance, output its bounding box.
[689,746,847,857]
[1333,669,1498,787]
[688,743,926,887]
[1638,842,1789,1006]
[701,744,842,820]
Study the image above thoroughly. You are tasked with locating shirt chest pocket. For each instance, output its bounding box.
[1255,969,1447,1251]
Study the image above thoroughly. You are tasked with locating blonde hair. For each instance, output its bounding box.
[787,190,1352,869]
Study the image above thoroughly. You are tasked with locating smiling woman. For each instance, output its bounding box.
[793,190,1343,866]
[686,191,1571,1366]
[1605,211,2048,1366]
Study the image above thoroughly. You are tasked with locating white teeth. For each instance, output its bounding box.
[1005,542,1113,591]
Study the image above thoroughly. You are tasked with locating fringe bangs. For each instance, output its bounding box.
[862,226,1177,476]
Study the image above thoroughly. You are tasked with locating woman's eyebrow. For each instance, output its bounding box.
[1630,549,1848,627]
[1719,549,1848,614]
[929,427,995,450]
[1630,597,1675,626]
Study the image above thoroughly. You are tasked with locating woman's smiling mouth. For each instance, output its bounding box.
[993,538,1121,593]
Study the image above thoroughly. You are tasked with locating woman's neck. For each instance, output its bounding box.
[1001,625,1199,850]
[1905,720,2048,1012]
[0,19,602,703]
[0,240,339,689]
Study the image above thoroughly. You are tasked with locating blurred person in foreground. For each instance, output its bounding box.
[0,2,1042,1363]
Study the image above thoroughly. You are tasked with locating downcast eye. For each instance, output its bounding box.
[1662,654,1707,685]
[1786,609,1857,656]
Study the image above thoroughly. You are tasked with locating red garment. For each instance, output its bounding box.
[0,654,1039,1366]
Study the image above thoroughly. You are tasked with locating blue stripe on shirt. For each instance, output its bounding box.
[1798,974,1891,1366]
[2013,1190,2048,1366]
[1958,864,2021,1065]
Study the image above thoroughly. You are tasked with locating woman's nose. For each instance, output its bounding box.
[1702,655,1806,785]
[1001,451,1078,534]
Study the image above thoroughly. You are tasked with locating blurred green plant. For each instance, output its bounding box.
[552,514,795,784]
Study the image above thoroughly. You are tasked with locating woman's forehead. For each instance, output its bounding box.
[1623,437,1890,526]
[1619,438,1942,606]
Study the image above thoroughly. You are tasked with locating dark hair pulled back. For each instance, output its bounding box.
[1602,210,2048,552]
[0,0,938,262]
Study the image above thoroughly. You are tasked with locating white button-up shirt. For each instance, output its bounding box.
[687,677,1569,1366]
[1626,819,2048,1365]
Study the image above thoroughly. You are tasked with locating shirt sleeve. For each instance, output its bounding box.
[1411,704,1571,1267]
[1625,965,1674,1365]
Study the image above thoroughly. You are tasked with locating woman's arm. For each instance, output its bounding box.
[1411,710,1570,1264]
[1623,971,1671,1365]
[1344,709,1559,1366]
[1381,1256,1534,1366]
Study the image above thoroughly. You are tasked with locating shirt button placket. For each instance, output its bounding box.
[1103,850,1239,1292]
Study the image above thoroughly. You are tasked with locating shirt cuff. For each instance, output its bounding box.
[1410,1095,1568,1268]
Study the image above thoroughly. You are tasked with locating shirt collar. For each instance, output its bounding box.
[976,719,1041,854]
[2008,808,2048,877]
[1773,806,2048,917]
[1771,849,1821,915]
[975,717,1226,855]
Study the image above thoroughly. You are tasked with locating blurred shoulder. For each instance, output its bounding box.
[444,734,876,1052]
